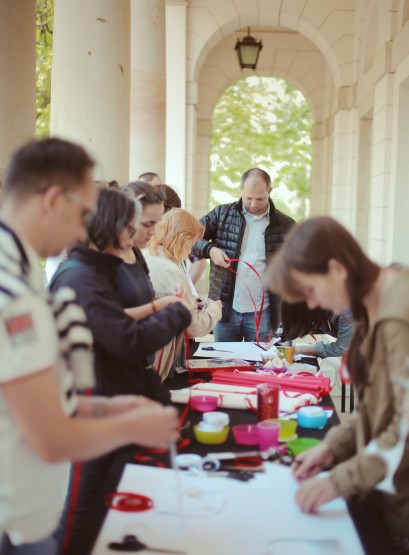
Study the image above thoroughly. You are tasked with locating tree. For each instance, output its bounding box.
[36,0,54,138]
[209,76,313,220]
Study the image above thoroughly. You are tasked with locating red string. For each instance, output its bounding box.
[226,258,269,346]
[156,347,165,375]
[62,386,92,553]
[62,461,82,552]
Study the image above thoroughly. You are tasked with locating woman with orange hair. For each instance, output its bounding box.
[144,209,222,377]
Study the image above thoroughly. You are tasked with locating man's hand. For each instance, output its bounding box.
[126,405,180,449]
[209,247,230,268]
[104,395,157,416]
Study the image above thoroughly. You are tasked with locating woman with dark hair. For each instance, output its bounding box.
[116,181,186,322]
[268,215,409,549]
[156,184,182,212]
[50,188,191,554]
[280,301,353,359]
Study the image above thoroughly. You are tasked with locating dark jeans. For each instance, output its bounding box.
[213,308,272,342]
[55,451,116,555]
[0,535,56,555]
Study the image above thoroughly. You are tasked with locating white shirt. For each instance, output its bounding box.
[232,206,270,314]
[0,222,76,544]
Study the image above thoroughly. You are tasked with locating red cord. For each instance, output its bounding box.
[226,258,270,345]
[62,387,92,553]
[339,353,352,384]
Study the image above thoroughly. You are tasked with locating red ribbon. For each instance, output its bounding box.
[63,386,92,553]
[339,353,352,384]
[226,258,270,346]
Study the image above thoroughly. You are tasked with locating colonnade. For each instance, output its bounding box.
[0,0,183,193]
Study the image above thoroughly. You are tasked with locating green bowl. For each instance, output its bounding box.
[286,437,321,456]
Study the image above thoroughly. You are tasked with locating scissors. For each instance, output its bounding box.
[202,346,234,353]
[108,534,184,553]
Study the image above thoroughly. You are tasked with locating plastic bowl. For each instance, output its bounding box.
[265,418,297,441]
[297,407,328,429]
[189,395,218,412]
[203,411,230,427]
[232,424,260,446]
[286,437,321,456]
[193,424,229,445]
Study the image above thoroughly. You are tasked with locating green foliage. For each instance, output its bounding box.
[209,76,313,220]
[36,0,54,138]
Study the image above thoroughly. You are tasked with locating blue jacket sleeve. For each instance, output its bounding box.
[314,310,353,358]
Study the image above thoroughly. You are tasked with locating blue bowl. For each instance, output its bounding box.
[297,407,328,429]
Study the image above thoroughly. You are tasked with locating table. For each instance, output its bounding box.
[77,363,394,554]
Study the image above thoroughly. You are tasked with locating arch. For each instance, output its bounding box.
[196,28,332,125]
[189,7,349,91]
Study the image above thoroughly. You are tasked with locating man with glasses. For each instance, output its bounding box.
[0,139,180,555]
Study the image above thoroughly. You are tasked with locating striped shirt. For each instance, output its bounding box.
[232,206,270,314]
[0,221,92,544]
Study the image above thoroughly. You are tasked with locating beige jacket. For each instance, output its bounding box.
[323,268,409,536]
[144,249,222,380]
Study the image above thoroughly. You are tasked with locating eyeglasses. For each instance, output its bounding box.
[127,225,137,239]
[64,192,95,227]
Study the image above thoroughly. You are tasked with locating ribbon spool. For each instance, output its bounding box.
[106,492,154,512]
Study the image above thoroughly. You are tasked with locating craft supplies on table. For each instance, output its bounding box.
[297,406,329,429]
[171,382,320,413]
[257,383,280,420]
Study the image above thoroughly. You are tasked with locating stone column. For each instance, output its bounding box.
[0,0,36,178]
[330,108,359,233]
[165,0,187,203]
[129,0,166,181]
[185,82,198,213]
[368,73,394,264]
[51,0,130,183]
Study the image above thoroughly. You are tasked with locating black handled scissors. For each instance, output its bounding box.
[202,346,234,353]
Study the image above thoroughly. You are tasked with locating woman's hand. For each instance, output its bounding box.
[155,295,188,310]
[167,284,187,298]
[292,443,336,481]
[295,475,340,513]
[294,344,316,356]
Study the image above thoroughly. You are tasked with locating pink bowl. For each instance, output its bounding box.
[232,424,260,446]
[189,395,218,412]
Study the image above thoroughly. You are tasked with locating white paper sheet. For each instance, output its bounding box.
[92,464,364,555]
[194,341,267,362]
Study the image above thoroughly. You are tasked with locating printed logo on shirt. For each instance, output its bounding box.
[5,313,36,345]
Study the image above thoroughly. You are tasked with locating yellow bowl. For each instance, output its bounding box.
[193,425,230,445]
[264,418,297,441]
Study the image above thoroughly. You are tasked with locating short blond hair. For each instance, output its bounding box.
[149,208,204,262]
